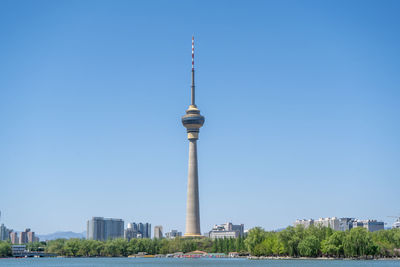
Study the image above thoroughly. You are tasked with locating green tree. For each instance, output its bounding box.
[278,226,303,256]
[211,238,218,253]
[46,238,66,255]
[306,225,331,243]
[298,235,320,257]
[245,227,267,255]
[76,240,90,256]
[158,239,170,255]
[371,228,400,257]
[271,237,285,256]
[321,231,345,257]
[64,238,82,256]
[343,228,378,258]
[0,242,12,257]
[103,239,128,257]
[180,239,197,253]
[87,240,103,256]
[258,233,283,256]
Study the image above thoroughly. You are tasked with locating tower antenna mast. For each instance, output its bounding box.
[191,36,195,105]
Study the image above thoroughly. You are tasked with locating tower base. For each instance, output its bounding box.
[183,233,204,238]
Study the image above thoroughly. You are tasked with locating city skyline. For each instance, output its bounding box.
[1,0,400,234]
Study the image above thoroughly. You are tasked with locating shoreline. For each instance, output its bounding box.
[3,256,400,261]
[247,256,400,261]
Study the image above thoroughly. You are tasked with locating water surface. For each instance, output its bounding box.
[1,258,399,266]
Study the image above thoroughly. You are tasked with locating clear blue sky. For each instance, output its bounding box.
[1,0,399,235]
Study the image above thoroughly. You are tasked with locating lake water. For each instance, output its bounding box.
[0,258,400,267]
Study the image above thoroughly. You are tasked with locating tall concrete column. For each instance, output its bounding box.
[185,139,200,235]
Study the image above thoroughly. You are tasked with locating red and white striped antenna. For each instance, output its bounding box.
[191,36,195,105]
[192,36,195,70]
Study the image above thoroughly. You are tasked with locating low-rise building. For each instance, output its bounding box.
[229,252,240,258]
[208,222,244,239]
[209,230,238,239]
[11,245,26,256]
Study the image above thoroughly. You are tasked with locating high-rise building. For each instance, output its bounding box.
[0,224,11,241]
[136,222,151,238]
[137,223,144,236]
[87,217,104,240]
[393,217,400,229]
[19,229,30,244]
[127,223,138,231]
[154,225,163,239]
[353,220,384,232]
[104,219,124,240]
[294,217,384,232]
[16,228,36,244]
[10,232,18,244]
[339,218,355,231]
[145,223,151,238]
[314,217,340,231]
[231,223,245,237]
[87,217,124,241]
[124,222,151,240]
[181,36,205,237]
[294,219,314,228]
[209,223,245,239]
[0,212,12,242]
[165,230,182,239]
[124,227,137,241]
[27,230,36,243]
[294,218,340,231]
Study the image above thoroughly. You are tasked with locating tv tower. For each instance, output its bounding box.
[181,36,205,237]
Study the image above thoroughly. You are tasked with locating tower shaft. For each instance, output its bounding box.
[185,140,200,235]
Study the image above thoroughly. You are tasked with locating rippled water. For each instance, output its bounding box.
[0,258,400,266]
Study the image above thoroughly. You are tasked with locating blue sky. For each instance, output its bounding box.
[1,0,399,234]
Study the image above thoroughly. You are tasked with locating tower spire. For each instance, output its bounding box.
[191,36,195,105]
[192,36,195,70]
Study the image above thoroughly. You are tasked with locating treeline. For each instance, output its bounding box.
[0,241,12,257]
[45,236,247,257]
[245,226,400,258]
[2,226,400,258]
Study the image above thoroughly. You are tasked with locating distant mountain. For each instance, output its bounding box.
[37,231,86,241]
